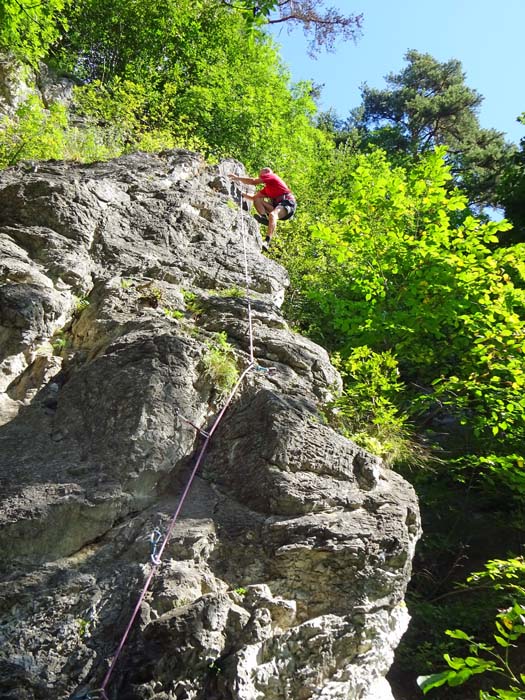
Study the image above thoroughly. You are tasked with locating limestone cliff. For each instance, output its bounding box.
[0,151,421,700]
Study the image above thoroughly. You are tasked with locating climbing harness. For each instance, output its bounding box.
[87,181,264,700]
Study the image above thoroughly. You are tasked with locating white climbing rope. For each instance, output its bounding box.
[238,186,255,364]
[92,179,258,700]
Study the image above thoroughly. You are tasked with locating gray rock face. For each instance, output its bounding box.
[0,150,420,700]
[0,54,34,116]
[0,54,75,118]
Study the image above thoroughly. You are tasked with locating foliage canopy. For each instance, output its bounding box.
[49,0,331,183]
[498,113,525,243]
[418,558,525,700]
[0,0,70,64]
[275,145,525,496]
[1,7,525,697]
[349,50,514,208]
[222,0,363,55]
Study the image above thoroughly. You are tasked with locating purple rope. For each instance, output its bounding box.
[99,362,254,696]
[99,184,258,697]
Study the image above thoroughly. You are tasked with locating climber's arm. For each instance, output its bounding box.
[228,174,263,186]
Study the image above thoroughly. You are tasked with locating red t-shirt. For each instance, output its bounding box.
[259,172,293,199]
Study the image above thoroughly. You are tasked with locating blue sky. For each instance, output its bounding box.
[268,0,525,144]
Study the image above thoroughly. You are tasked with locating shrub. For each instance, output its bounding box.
[202,332,239,396]
[326,347,420,467]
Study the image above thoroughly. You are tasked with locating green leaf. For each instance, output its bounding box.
[417,671,455,694]
[444,653,466,670]
[446,629,473,641]
[494,635,510,648]
[464,656,485,668]
[448,668,474,686]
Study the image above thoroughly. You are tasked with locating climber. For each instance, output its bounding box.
[229,168,296,250]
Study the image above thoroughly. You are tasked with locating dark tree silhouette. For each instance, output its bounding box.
[222,0,363,55]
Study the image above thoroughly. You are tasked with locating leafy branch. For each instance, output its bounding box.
[220,0,363,54]
[418,558,525,699]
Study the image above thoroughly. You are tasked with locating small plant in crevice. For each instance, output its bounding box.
[208,659,222,675]
[51,332,69,354]
[76,617,90,639]
[202,331,239,396]
[162,307,184,320]
[233,586,248,597]
[120,278,133,289]
[73,295,90,315]
[216,285,245,299]
[182,289,204,316]
[138,283,163,308]
[180,323,201,338]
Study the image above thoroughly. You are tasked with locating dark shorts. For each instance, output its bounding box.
[273,197,297,221]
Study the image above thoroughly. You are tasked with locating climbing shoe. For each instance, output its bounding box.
[254,214,269,225]
[262,236,271,251]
